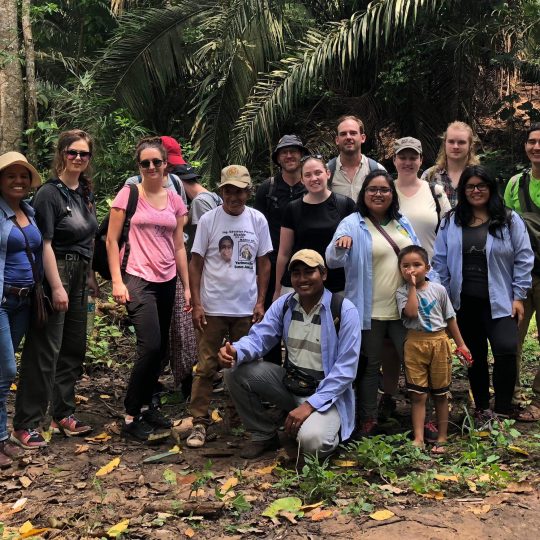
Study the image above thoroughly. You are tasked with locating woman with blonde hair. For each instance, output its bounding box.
[12,130,99,449]
[422,121,480,207]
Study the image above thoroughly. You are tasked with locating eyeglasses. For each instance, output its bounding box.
[300,153,324,163]
[65,150,92,161]
[464,183,489,193]
[366,186,392,195]
[139,159,165,169]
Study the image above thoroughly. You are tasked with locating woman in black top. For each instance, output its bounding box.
[274,155,355,299]
[12,130,99,449]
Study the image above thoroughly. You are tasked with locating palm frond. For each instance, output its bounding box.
[228,0,453,164]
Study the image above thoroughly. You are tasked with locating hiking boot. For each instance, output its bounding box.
[10,429,47,450]
[239,434,281,459]
[51,415,92,437]
[0,449,12,469]
[142,407,172,429]
[122,416,156,443]
[0,439,25,460]
[377,393,396,421]
[186,424,206,448]
[424,421,439,443]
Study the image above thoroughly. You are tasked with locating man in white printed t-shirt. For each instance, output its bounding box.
[187,165,273,448]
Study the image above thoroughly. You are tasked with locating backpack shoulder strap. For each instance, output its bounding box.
[429,183,442,233]
[518,170,539,214]
[367,157,381,173]
[125,183,139,220]
[333,193,350,218]
[120,184,140,273]
[265,176,276,213]
[327,157,337,175]
[169,174,183,196]
[329,292,344,336]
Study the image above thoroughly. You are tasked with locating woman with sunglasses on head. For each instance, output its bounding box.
[107,137,189,442]
[12,130,99,449]
[433,165,533,421]
[0,152,42,465]
[274,155,355,300]
[326,171,420,437]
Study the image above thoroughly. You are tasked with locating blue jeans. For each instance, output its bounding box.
[0,293,31,440]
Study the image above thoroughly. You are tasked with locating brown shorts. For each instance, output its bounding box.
[404,329,452,395]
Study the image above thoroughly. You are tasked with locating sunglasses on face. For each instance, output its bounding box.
[464,183,489,193]
[366,186,392,195]
[65,149,92,161]
[139,159,165,169]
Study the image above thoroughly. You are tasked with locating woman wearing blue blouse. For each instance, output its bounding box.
[0,152,42,467]
[433,165,533,419]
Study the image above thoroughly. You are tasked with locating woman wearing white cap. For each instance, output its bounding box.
[0,152,42,466]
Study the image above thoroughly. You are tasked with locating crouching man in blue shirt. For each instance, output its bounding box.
[219,249,361,459]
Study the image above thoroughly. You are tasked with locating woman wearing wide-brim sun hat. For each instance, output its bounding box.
[0,152,42,467]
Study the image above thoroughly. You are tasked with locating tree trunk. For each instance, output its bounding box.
[0,0,24,152]
[22,0,38,162]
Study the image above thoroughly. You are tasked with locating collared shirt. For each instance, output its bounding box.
[0,197,41,296]
[233,289,361,441]
[287,295,323,380]
[325,212,421,329]
[422,166,458,208]
[432,212,533,317]
[331,155,386,202]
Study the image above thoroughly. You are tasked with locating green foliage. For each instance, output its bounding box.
[86,315,127,368]
[191,460,215,492]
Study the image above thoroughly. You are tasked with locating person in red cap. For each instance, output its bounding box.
[160,136,187,166]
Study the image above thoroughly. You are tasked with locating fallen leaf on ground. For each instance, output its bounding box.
[19,521,34,534]
[185,527,195,537]
[75,394,89,403]
[379,484,404,494]
[220,477,239,493]
[41,430,52,443]
[75,444,90,455]
[369,509,395,521]
[262,497,303,519]
[107,518,129,538]
[178,473,198,485]
[256,463,277,475]
[10,383,16,391]
[300,501,324,511]
[434,474,459,483]
[258,482,273,491]
[474,431,490,438]
[333,459,357,467]
[420,491,445,500]
[96,457,120,476]
[469,504,491,515]
[310,509,333,521]
[86,432,112,443]
[279,511,298,524]
[211,409,223,423]
[75,482,87,490]
[467,480,477,492]
[190,488,206,498]
[163,469,177,485]
[508,445,529,456]
[20,528,50,539]
[477,474,491,483]
[10,497,28,513]
[100,394,111,399]
[504,481,534,493]
[19,476,32,488]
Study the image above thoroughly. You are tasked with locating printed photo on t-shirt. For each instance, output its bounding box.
[239,243,253,261]
[218,235,234,264]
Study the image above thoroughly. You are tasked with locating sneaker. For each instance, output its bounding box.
[122,416,156,443]
[10,429,47,449]
[186,424,206,448]
[377,394,396,421]
[142,407,172,429]
[51,415,92,437]
[424,421,439,443]
[0,439,25,460]
[239,434,281,459]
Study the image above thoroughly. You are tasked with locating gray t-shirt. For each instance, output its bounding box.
[190,191,222,225]
[396,281,455,332]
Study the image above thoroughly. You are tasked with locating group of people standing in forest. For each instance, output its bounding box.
[0,117,539,466]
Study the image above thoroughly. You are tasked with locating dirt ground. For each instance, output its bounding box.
[0,363,539,540]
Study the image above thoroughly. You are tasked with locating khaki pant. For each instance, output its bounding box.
[190,315,251,423]
[517,274,540,397]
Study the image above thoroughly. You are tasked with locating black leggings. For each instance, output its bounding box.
[457,294,517,414]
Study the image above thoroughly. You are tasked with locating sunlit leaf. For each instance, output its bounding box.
[369,509,395,521]
[96,457,120,476]
[262,497,303,519]
[107,518,130,538]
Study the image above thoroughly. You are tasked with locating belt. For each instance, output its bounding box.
[57,253,86,261]
[4,285,33,298]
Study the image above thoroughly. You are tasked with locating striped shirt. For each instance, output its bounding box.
[286,294,324,381]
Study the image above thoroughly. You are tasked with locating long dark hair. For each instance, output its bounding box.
[356,170,401,221]
[52,129,94,208]
[451,165,510,237]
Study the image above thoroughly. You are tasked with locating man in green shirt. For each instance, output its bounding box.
[504,122,540,421]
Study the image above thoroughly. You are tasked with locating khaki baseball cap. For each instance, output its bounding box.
[394,136,422,155]
[218,165,251,189]
[0,152,42,188]
[288,249,326,270]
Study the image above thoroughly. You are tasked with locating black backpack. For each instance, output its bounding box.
[92,184,139,280]
[517,170,540,275]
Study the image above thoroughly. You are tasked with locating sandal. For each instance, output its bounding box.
[517,402,540,423]
[431,442,447,455]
